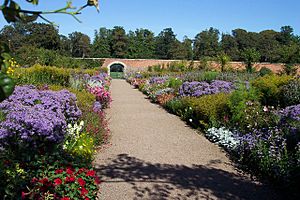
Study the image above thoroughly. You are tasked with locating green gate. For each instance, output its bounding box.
[110,72,124,79]
[110,64,125,79]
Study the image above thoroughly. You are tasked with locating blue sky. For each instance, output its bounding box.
[0,0,299,41]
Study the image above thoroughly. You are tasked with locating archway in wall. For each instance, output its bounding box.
[109,63,126,79]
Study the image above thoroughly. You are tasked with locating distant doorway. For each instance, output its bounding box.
[109,63,125,79]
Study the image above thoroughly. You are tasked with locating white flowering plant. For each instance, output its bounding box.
[206,127,240,151]
[63,121,95,161]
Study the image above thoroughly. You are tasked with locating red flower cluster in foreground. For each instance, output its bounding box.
[22,166,100,199]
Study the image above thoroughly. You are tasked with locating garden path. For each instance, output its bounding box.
[95,79,278,200]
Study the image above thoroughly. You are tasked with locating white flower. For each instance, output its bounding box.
[189,119,193,122]
[263,106,268,112]
[79,146,83,149]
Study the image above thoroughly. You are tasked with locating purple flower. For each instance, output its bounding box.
[0,85,82,146]
[179,80,234,97]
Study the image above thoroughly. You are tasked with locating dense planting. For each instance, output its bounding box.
[0,66,111,199]
[127,69,300,197]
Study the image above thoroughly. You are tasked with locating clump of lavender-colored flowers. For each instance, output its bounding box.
[179,80,234,97]
[149,76,168,85]
[0,85,82,147]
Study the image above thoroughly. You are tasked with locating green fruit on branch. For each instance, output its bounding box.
[0,73,15,101]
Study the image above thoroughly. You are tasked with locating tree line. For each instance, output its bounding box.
[1,22,300,64]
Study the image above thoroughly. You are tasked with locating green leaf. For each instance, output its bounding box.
[19,12,39,23]
[26,0,39,5]
[2,1,21,23]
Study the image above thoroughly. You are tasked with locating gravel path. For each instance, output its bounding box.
[95,79,278,200]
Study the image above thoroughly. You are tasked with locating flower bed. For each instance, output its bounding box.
[126,70,300,196]
[0,71,111,199]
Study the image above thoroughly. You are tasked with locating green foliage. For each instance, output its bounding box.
[252,75,294,106]
[15,46,103,68]
[184,71,219,83]
[241,48,261,73]
[64,132,95,161]
[15,64,97,87]
[81,108,108,146]
[164,98,187,116]
[228,85,260,126]
[167,77,183,91]
[259,67,273,77]
[228,84,279,132]
[184,93,231,129]
[193,27,220,59]
[48,85,95,111]
[217,53,231,72]
[280,79,300,107]
[0,0,99,24]
[281,64,298,76]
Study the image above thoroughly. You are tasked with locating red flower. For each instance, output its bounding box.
[31,177,38,183]
[76,168,85,175]
[21,191,26,199]
[54,178,62,186]
[55,169,64,174]
[86,170,96,177]
[65,176,76,183]
[77,177,86,187]
[39,178,49,185]
[66,167,74,175]
[85,198,90,200]
[80,187,89,196]
[61,197,70,200]
[95,176,101,184]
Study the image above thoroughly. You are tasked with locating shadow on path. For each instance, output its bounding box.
[95,154,279,200]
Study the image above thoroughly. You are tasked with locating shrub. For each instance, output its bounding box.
[281,64,297,76]
[252,75,294,106]
[14,65,98,87]
[15,47,104,69]
[259,67,273,77]
[280,79,300,107]
[228,84,278,133]
[164,98,187,116]
[184,93,231,129]
[184,71,219,83]
[167,77,183,91]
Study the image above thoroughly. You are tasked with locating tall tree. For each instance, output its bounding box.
[69,31,91,58]
[110,26,128,58]
[0,22,60,51]
[193,27,220,59]
[257,30,280,62]
[155,28,177,59]
[126,28,155,59]
[221,33,240,60]
[278,25,294,45]
[92,27,111,57]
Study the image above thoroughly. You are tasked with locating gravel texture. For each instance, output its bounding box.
[95,79,278,200]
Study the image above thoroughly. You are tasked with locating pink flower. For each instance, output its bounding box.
[61,197,70,200]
